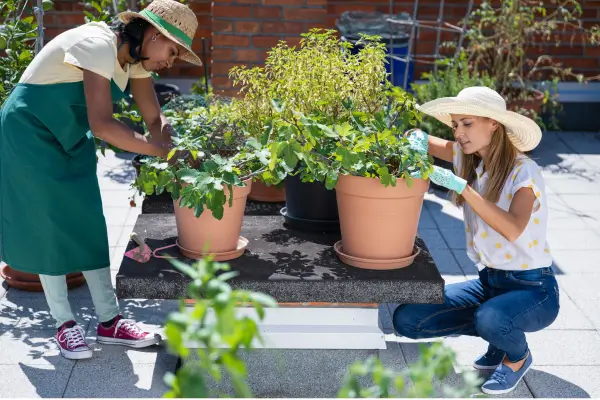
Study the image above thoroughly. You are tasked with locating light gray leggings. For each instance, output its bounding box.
[39,267,120,328]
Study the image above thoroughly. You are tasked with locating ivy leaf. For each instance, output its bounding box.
[377,166,395,187]
[316,123,337,138]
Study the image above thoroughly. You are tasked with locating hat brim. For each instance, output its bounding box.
[115,11,202,67]
[416,97,542,152]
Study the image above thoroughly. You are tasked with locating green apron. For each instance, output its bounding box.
[0,80,128,276]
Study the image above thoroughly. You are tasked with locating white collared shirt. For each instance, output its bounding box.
[453,142,553,271]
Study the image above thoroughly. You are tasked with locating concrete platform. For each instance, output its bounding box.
[116,214,445,304]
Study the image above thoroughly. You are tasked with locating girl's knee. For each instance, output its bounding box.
[475,306,510,339]
[392,304,422,339]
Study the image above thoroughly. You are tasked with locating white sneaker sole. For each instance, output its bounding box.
[59,347,93,360]
[96,334,161,348]
[472,362,501,371]
[480,362,533,395]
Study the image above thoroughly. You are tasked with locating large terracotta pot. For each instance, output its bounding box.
[334,174,429,270]
[248,180,286,202]
[0,265,86,292]
[174,179,252,261]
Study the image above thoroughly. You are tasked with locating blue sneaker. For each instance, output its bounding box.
[473,347,506,370]
[481,352,533,395]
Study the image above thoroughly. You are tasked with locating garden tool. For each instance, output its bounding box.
[124,232,179,263]
[123,232,152,263]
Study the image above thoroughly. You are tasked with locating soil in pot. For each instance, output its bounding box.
[0,265,86,292]
[248,180,286,202]
[282,173,340,232]
[334,174,430,270]
[174,179,252,261]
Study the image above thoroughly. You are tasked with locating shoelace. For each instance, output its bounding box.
[60,325,86,348]
[488,369,508,385]
[113,318,143,338]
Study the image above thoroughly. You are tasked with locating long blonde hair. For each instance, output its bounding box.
[452,123,519,207]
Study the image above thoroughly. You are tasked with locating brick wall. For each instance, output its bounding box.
[43,0,600,96]
[44,0,210,78]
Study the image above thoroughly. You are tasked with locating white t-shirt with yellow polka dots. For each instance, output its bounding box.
[453,142,553,271]
[20,21,151,91]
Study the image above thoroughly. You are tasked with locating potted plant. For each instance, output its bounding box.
[455,0,598,127]
[229,29,393,231]
[246,31,433,269]
[133,96,270,261]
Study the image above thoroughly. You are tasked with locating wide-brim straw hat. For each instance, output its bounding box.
[116,0,202,66]
[416,86,542,152]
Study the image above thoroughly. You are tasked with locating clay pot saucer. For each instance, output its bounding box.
[0,265,86,292]
[176,237,249,261]
[333,241,421,270]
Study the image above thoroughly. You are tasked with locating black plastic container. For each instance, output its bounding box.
[281,173,340,232]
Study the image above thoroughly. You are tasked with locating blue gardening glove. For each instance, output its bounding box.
[429,165,467,194]
[405,128,429,154]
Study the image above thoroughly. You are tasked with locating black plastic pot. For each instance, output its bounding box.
[154,83,181,107]
[281,173,340,232]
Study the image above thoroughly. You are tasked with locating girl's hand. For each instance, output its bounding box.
[429,165,467,194]
[404,128,429,154]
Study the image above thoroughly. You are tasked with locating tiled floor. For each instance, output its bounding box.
[2,131,600,397]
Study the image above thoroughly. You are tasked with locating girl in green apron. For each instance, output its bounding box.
[0,0,203,360]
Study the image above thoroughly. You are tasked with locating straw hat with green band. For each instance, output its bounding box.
[116,0,202,66]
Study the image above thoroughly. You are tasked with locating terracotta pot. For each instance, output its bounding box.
[506,88,545,115]
[0,265,86,292]
[174,179,252,261]
[334,174,429,269]
[248,180,286,202]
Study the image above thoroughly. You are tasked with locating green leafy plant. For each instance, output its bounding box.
[0,0,52,105]
[133,96,270,219]
[163,256,483,398]
[338,342,483,398]
[163,257,277,398]
[230,29,432,189]
[411,50,497,140]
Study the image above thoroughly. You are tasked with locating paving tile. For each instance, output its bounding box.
[0,363,73,397]
[63,362,174,397]
[108,225,125,247]
[450,249,479,275]
[103,206,131,227]
[544,175,600,194]
[546,209,590,230]
[556,274,600,301]
[12,295,95,331]
[417,206,436,229]
[558,194,600,212]
[378,303,394,334]
[525,366,600,398]
[571,299,600,331]
[0,329,75,365]
[438,227,467,250]
[525,330,600,366]
[101,189,136,208]
[417,229,448,250]
[550,250,600,274]
[111,246,127,271]
[546,229,600,250]
[427,247,464,275]
[125,206,143,227]
[548,289,596,330]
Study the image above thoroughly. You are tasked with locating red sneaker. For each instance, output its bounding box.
[55,320,93,360]
[96,315,161,348]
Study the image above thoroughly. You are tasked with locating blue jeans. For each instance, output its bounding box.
[393,267,560,362]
